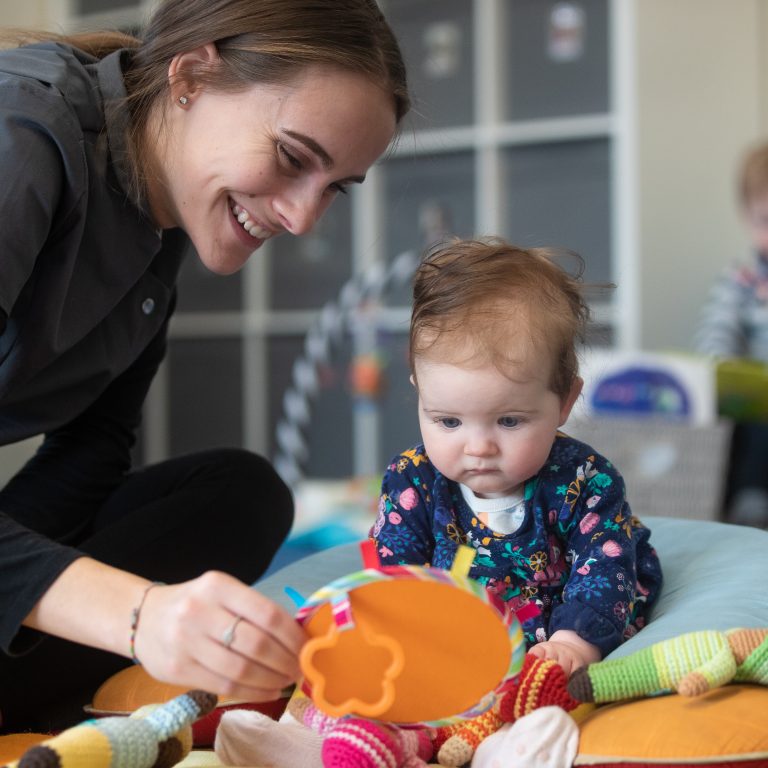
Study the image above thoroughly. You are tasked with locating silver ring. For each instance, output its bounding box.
[221,616,243,649]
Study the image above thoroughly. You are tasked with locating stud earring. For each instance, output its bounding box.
[179,95,189,105]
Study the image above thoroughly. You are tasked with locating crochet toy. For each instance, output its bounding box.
[288,695,433,768]
[322,719,433,768]
[216,543,571,768]
[567,627,768,703]
[431,654,584,767]
[471,707,579,768]
[1,689,217,768]
[282,654,586,768]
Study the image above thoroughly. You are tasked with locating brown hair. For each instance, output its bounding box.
[410,237,590,401]
[739,141,768,206]
[3,0,409,201]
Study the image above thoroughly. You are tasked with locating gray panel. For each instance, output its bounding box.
[167,338,243,454]
[268,194,352,311]
[268,336,353,479]
[501,139,612,284]
[378,332,420,466]
[585,325,614,348]
[176,249,243,313]
[76,0,138,12]
[385,0,474,130]
[382,151,476,305]
[503,0,610,121]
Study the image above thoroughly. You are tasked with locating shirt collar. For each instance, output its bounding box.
[95,49,156,225]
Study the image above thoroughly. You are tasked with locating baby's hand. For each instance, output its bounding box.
[527,629,601,677]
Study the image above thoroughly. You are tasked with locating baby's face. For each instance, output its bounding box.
[745,194,768,256]
[413,351,579,499]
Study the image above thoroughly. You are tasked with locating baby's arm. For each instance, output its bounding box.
[370,449,435,566]
[527,629,601,677]
[547,451,654,661]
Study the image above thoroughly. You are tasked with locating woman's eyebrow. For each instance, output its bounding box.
[283,129,333,169]
[283,129,367,184]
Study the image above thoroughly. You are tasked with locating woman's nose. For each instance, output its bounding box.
[272,185,325,236]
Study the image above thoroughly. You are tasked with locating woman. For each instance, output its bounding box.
[0,0,409,732]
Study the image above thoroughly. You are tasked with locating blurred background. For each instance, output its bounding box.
[3,1,768,546]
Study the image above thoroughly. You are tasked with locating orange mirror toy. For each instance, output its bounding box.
[294,542,530,727]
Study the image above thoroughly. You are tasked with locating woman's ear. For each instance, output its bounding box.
[559,376,584,427]
[167,43,220,105]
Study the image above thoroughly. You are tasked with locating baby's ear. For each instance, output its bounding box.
[558,377,583,426]
[409,374,416,388]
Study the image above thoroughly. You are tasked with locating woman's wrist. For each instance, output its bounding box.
[23,557,158,657]
[129,580,165,664]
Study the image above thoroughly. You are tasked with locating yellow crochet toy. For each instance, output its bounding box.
[568,627,768,703]
[1,689,217,768]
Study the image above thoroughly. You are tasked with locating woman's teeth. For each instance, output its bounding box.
[231,203,271,240]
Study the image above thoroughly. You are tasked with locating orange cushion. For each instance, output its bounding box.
[575,684,768,767]
[0,733,49,764]
[88,665,289,746]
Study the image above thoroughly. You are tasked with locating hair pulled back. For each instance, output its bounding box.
[5,0,408,201]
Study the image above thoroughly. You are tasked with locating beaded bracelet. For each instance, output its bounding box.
[129,581,165,664]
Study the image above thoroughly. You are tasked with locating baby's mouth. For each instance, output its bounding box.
[230,200,272,240]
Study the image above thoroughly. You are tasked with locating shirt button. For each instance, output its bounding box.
[141,298,155,315]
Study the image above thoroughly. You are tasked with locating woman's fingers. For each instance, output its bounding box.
[192,572,306,688]
[225,592,305,656]
[135,571,306,698]
[169,655,288,702]
[202,623,296,692]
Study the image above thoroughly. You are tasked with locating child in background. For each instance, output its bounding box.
[371,237,663,674]
[695,141,768,528]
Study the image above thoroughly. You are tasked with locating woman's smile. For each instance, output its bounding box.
[229,200,274,241]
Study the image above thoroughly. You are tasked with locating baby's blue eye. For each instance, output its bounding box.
[499,416,519,428]
[440,417,461,429]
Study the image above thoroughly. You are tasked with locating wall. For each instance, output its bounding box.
[0,0,69,28]
[635,0,765,352]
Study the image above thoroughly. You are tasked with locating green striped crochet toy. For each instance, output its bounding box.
[568,627,768,703]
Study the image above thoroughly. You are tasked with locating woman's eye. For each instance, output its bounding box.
[440,417,461,429]
[499,416,519,428]
[278,143,302,170]
[329,181,349,195]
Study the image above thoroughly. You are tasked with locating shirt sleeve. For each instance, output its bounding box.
[0,312,171,655]
[369,449,436,567]
[547,451,660,657]
[693,266,748,359]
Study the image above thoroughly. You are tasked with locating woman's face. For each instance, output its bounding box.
[150,60,397,275]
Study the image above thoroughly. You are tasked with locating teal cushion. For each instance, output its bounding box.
[606,516,768,658]
[255,517,768,659]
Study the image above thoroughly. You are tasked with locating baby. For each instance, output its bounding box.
[214,237,665,768]
[371,237,663,674]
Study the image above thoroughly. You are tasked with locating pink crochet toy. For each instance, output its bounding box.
[322,719,433,768]
[289,695,434,768]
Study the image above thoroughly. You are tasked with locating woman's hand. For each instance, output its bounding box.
[526,629,601,678]
[133,571,306,702]
[25,558,305,701]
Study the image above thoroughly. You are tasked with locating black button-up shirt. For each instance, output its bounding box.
[0,42,188,652]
